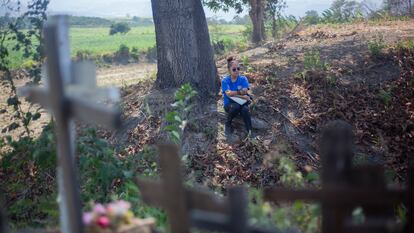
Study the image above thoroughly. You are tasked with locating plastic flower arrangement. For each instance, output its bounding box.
[83,200,135,232]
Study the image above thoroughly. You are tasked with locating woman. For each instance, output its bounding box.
[221,56,253,138]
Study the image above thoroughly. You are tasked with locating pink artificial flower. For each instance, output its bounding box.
[97,216,111,228]
[107,200,131,216]
[82,212,94,225]
[116,200,131,211]
[93,203,106,215]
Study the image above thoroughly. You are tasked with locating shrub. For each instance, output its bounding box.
[212,39,237,55]
[130,47,140,61]
[236,40,248,51]
[76,50,93,60]
[109,22,131,35]
[378,88,392,107]
[164,84,197,144]
[368,35,386,58]
[114,44,131,64]
[117,44,130,56]
[1,125,58,228]
[212,40,226,55]
[0,125,167,229]
[242,23,253,41]
[145,45,157,62]
[303,49,327,71]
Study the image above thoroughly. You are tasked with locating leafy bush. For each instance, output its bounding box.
[368,35,386,58]
[378,89,392,107]
[236,40,248,51]
[212,40,226,55]
[1,124,58,228]
[0,125,167,229]
[0,0,48,136]
[304,49,328,71]
[241,55,249,67]
[76,50,93,60]
[242,23,253,41]
[164,84,197,144]
[117,44,130,56]
[130,47,140,60]
[212,39,237,55]
[145,45,157,62]
[109,22,131,35]
[304,10,320,25]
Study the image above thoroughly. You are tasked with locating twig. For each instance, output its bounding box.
[271,106,304,134]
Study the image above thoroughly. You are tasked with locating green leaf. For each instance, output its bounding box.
[7,96,19,106]
[165,125,178,132]
[171,131,180,141]
[165,111,178,122]
[174,115,182,122]
[305,172,319,183]
[7,122,20,131]
[293,200,303,211]
[32,112,41,121]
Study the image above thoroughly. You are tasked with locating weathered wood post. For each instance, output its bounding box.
[264,120,410,233]
[18,15,121,233]
[0,209,6,233]
[228,187,248,233]
[158,145,190,233]
[407,165,414,233]
[320,120,354,233]
[137,145,277,233]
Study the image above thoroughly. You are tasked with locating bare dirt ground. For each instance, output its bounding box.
[97,63,156,87]
[1,20,413,187]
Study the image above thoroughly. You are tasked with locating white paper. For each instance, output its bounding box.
[230,96,248,105]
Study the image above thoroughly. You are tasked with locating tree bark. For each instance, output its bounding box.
[249,0,266,44]
[272,13,276,38]
[151,0,219,95]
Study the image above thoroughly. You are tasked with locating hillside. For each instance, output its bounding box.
[106,20,414,187]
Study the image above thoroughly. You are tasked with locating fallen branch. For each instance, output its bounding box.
[270,106,304,134]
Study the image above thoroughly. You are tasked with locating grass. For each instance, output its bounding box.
[70,26,156,55]
[7,24,246,68]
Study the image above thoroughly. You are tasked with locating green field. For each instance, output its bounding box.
[8,24,246,68]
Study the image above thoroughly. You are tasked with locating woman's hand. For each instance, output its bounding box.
[238,95,250,100]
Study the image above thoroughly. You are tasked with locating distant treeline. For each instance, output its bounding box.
[0,15,155,29]
[207,15,251,25]
[0,14,248,30]
[70,16,154,27]
[69,16,113,27]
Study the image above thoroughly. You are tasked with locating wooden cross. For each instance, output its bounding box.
[0,209,6,233]
[264,120,413,233]
[136,144,278,233]
[17,15,121,233]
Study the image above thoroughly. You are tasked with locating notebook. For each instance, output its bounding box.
[229,96,248,105]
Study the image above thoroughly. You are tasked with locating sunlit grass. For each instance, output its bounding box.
[6,24,246,68]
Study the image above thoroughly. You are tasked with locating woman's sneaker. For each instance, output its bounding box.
[247,130,256,139]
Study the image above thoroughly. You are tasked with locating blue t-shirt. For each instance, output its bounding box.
[221,75,249,106]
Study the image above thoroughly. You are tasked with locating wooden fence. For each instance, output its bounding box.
[1,15,413,233]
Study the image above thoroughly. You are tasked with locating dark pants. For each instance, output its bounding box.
[224,102,252,132]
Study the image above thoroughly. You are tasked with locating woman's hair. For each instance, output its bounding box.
[227,56,237,70]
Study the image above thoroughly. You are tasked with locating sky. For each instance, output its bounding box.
[4,0,384,20]
[46,0,333,19]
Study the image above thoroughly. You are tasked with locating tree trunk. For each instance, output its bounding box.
[249,0,266,44]
[272,13,276,38]
[151,0,219,95]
